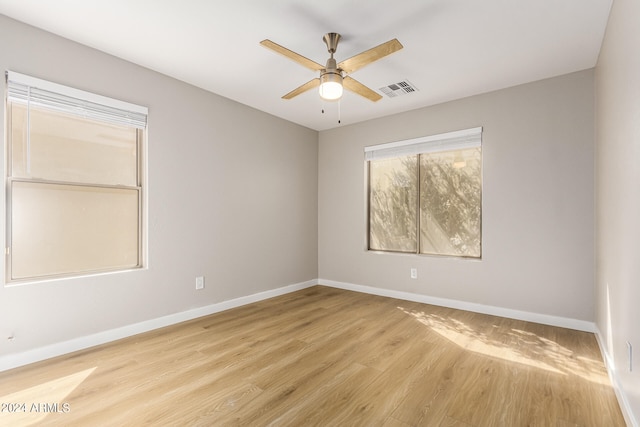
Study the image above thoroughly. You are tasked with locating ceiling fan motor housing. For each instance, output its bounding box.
[320,69,343,85]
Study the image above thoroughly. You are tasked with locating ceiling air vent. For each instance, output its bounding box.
[379,80,419,98]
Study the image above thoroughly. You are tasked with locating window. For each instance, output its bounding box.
[5,72,147,282]
[366,127,482,258]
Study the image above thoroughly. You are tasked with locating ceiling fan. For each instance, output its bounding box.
[260,33,403,102]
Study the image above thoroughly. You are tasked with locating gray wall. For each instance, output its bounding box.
[0,15,319,355]
[595,0,640,421]
[319,70,595,322]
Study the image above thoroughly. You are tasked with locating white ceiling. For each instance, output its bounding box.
[0,0,612,131]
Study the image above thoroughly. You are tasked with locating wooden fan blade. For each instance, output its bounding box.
[282,78,320,99]
[260,39,324,71]
[343,76,382,102]
[338,39,403,74]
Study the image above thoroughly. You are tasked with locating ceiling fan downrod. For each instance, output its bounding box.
[322,33,342,73]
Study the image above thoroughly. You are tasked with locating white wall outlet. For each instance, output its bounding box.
[410,268,418,279]
[627,342,633,372]
[195,276,205,290]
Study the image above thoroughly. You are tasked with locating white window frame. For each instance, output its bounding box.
[4,71,148,284]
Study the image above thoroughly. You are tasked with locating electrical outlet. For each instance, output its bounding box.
[195,276,205,290]
[627,342,633,372]
[410,268,417,279]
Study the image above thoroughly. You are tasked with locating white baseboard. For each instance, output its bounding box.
[0,279,317,373]
[594,328,639,427]
[0,278,600,373]
[318,279,596,332]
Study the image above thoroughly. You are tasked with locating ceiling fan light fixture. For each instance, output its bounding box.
[319,71,343,101]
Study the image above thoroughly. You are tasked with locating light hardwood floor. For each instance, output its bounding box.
[0,286,625,426]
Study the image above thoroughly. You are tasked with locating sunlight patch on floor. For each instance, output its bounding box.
[399,307,610,385]
[0,367,96,426]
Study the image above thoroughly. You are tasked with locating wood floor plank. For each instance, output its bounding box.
[382,416,414,427]
[266,362,380,425]
[328,339,445,426]
[0,285,626,426]
[439,416,474,427]
[389,345,465,425]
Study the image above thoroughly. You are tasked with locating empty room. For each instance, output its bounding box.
[0,0,638,426]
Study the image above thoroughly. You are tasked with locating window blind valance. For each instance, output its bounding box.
[364,127,482,161]
[6,71,147,129]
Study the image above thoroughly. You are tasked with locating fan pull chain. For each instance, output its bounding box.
[320,100,342,124]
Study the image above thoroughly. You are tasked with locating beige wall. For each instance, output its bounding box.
[0,15,318,356]
[595,0,640,422]
[319,70,595,322]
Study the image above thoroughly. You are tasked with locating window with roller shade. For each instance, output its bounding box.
[5,72,148,283]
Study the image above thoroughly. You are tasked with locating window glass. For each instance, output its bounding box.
[369,155,418,252]
[420,147,482,257]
